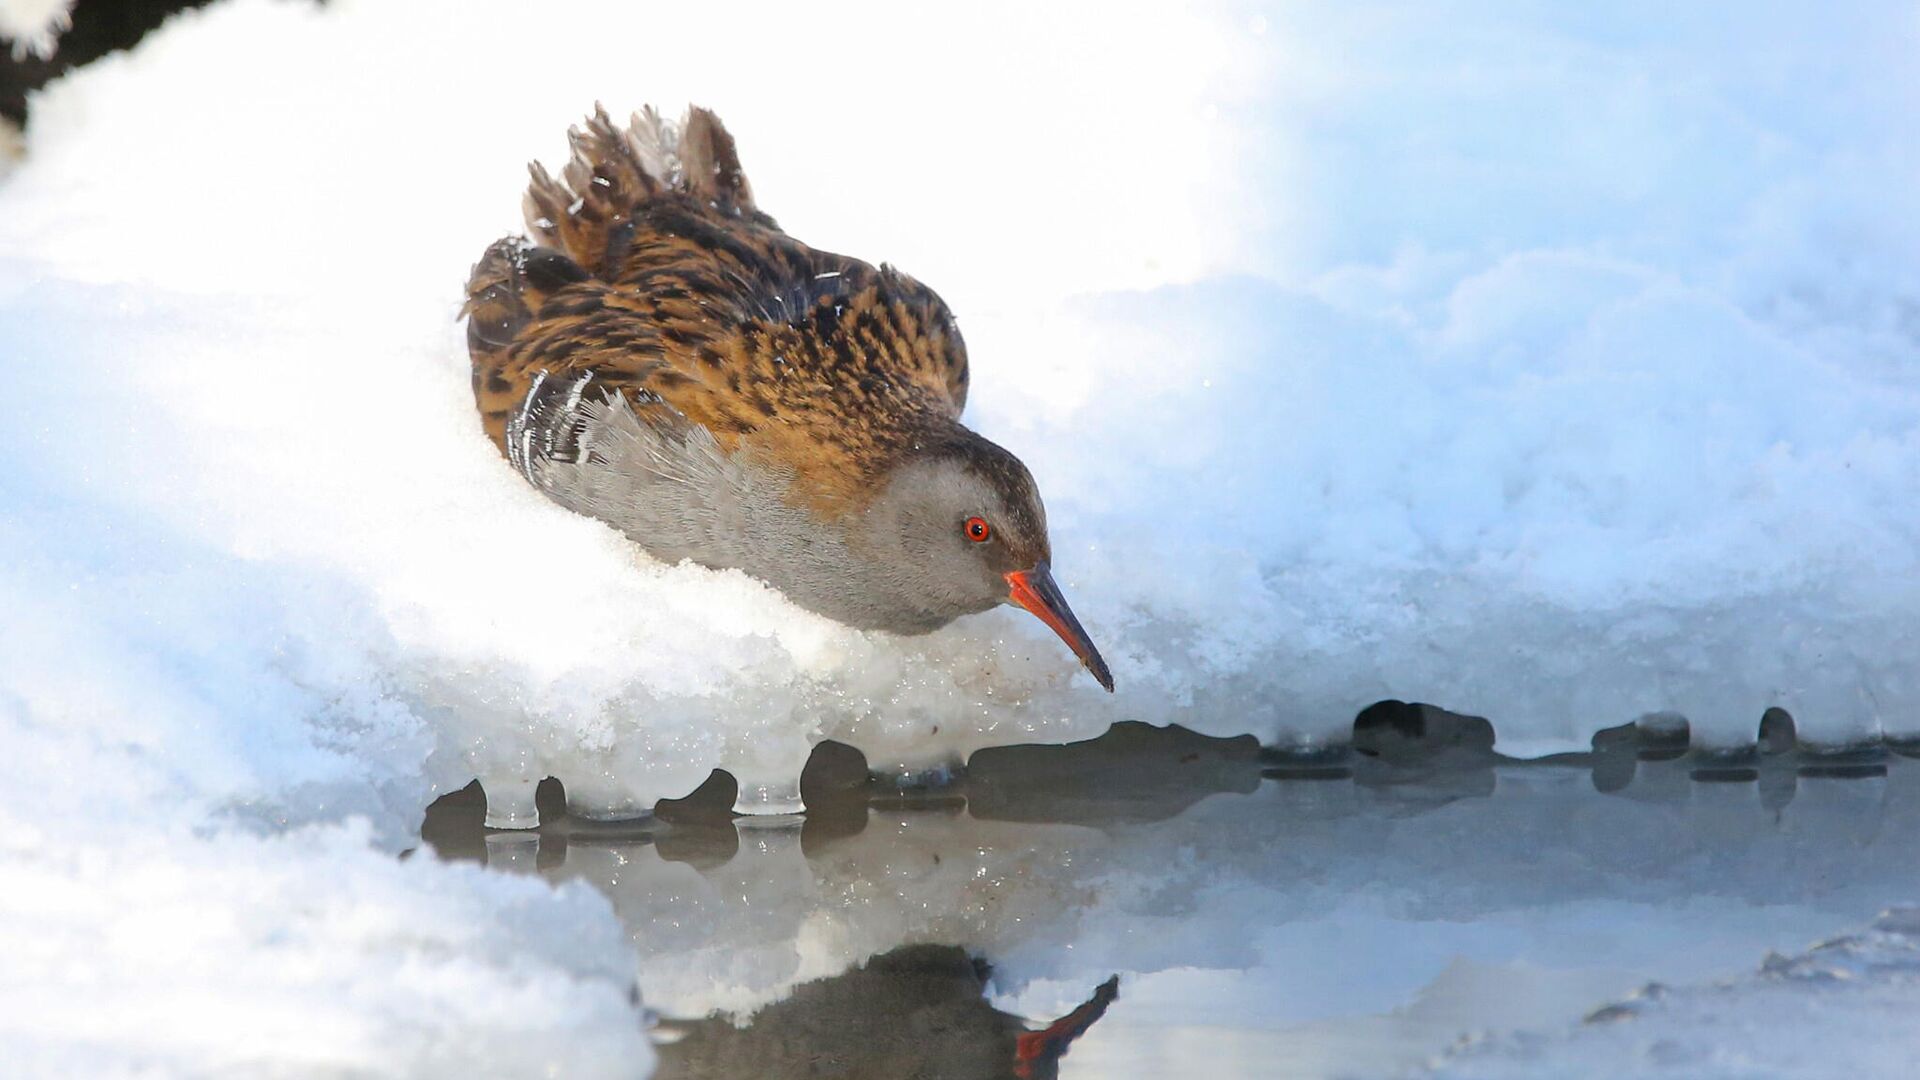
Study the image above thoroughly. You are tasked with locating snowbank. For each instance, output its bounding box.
[0,0,1273,819]
[4,0,1912,818]
[0,477,654,1072]
[1,824,650,1077]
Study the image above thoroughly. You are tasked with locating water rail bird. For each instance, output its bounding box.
[464,106,1112,690]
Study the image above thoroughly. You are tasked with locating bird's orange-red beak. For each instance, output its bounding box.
[1006,561,1114,692]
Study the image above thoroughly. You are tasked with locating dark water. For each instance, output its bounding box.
[422,724,1920,1079]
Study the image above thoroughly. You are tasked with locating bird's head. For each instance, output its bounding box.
[853,432,1114,691]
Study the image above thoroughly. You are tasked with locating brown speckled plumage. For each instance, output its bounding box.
[467,106,969,516]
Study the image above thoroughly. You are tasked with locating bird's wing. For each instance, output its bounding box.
[469,105,972,510]
[473,218,970,511]
[526,104,969,414]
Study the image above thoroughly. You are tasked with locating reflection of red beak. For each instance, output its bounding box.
[1005,561,1114,692]
[1013,974,1120,1078]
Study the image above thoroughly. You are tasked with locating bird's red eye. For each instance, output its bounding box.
[964,516,991,542]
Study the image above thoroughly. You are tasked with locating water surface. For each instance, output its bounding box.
[424,724,1920,1078]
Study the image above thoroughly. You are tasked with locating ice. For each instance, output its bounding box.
[480,774,543,830]
[1425,907,1920,1079]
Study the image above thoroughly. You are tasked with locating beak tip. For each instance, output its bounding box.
[1007,562,1114,694]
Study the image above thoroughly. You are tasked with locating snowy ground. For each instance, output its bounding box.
[1,0,1916,1074]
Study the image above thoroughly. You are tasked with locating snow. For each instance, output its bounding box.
[2,823,650,1078]
[0,0,1916,1069]
[0,485,655,1073]
[0,0,70,60]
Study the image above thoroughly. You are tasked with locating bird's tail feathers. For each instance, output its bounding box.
[523,104,769,276]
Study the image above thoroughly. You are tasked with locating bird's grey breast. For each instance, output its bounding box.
[509,373,795,571]
[506,373,967,635]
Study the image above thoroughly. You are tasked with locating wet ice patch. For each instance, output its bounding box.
[431,756,1920,1076]
[1425,907,1920,1079]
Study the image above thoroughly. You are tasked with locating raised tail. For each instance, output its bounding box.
[523,103,774,278]
[465,104,773,453]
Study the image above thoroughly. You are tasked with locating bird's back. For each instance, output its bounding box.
[465,106,972,516]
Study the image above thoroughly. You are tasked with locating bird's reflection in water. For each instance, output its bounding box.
[652,945,1116,1080]
[421,722,1254,1078]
